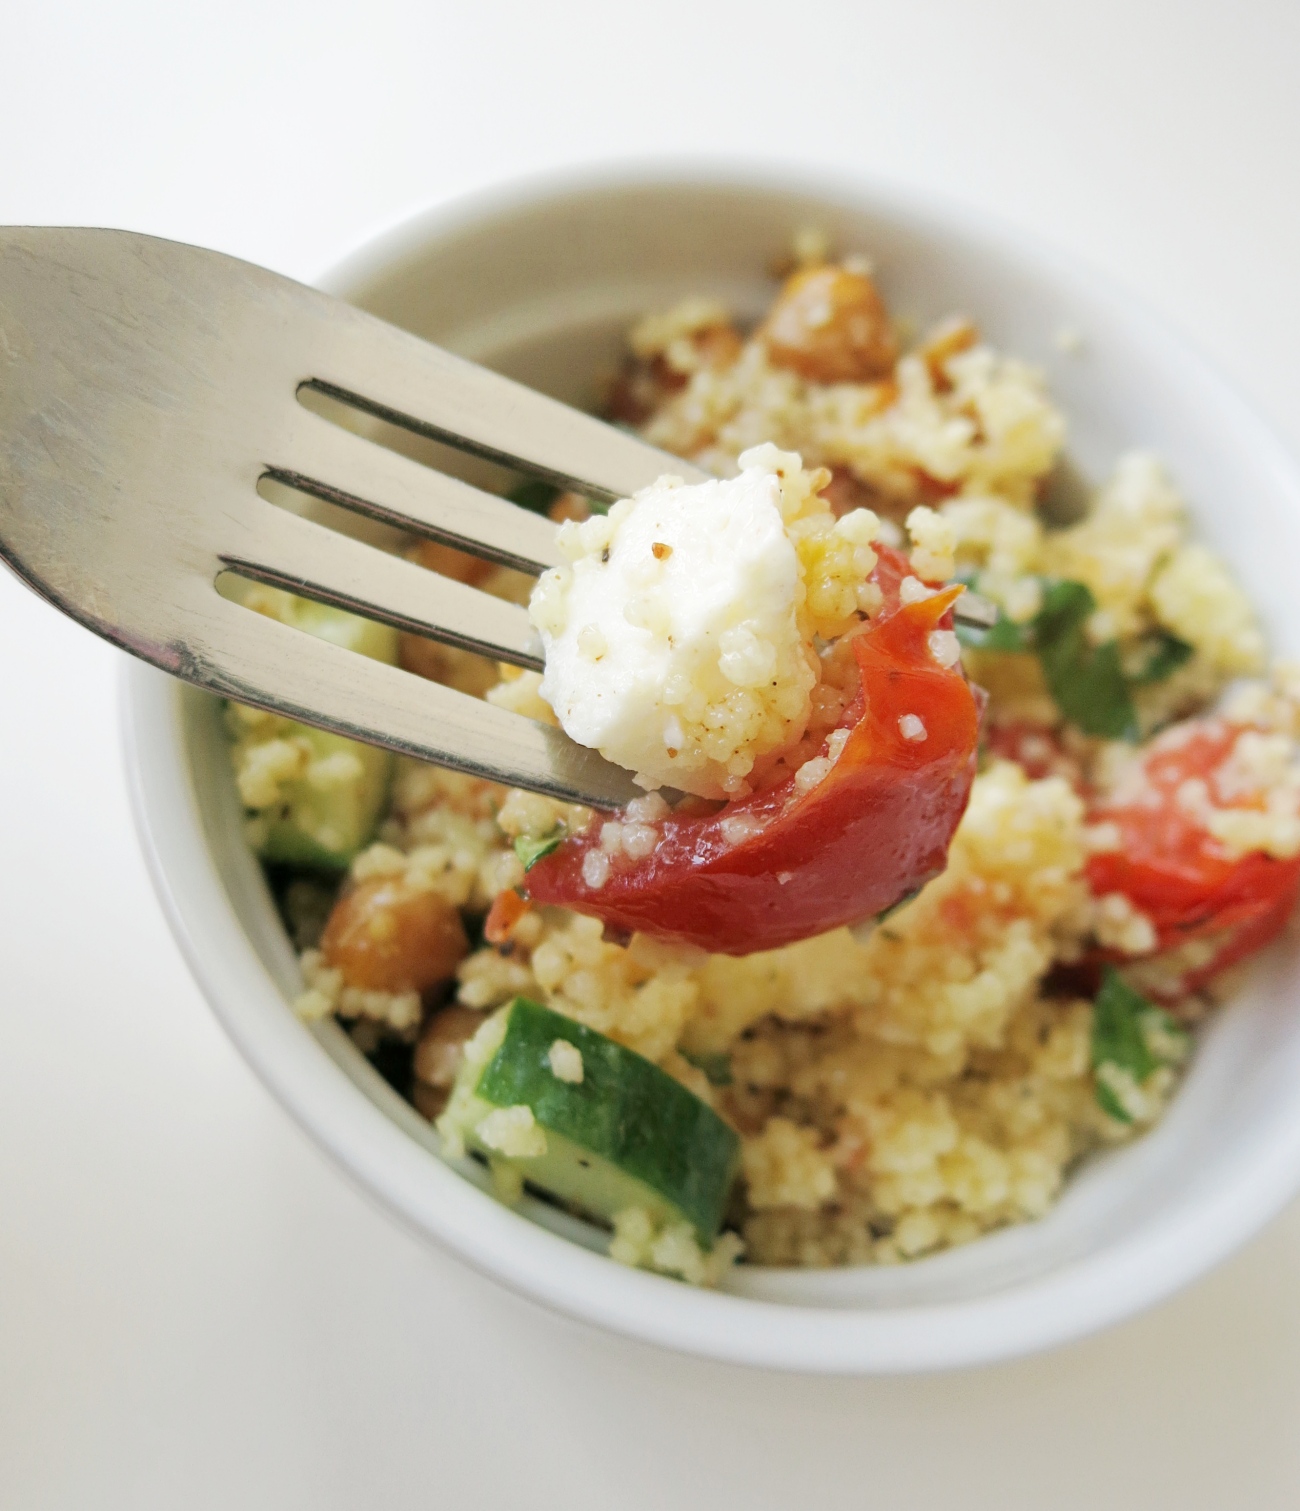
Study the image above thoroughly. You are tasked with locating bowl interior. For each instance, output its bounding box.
[131,173,1300,1360]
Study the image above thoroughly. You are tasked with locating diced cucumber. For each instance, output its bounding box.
[225,588,400,870]
[265,593,400,664]
[247,727,394,870]
[440,998,741,1245]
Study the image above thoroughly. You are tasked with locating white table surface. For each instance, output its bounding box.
[5,2,1300,1504]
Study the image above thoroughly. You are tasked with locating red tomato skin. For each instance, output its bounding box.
[985,724,1084,787]
[527,571,981,955]
[1085,719,1300,995]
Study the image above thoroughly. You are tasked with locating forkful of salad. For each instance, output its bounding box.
[0,228,992,953]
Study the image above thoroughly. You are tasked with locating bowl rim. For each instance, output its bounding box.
[121,162,1300,1373]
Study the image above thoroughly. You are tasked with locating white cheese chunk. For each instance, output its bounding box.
[530,462,817,797]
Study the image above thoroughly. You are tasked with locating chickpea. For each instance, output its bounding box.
[690,323,743,372]
[407,538,495,587]
[760,265,898,384]
[548,491,592,525]
[413,1005,485,1090]
[400,540,500,689]
[320,876,468,994]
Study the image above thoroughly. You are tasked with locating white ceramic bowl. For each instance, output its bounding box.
[123,167,1300,1373]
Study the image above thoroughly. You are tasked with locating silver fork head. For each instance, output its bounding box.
[0,227,713,807]
[0,227,997,811]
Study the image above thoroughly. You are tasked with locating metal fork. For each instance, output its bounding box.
[0,228,995,809]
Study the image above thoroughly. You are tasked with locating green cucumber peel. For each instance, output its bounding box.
[458,998,741,1244]
[230,595,397,868]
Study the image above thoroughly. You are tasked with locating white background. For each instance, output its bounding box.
[4,2,1300,1505]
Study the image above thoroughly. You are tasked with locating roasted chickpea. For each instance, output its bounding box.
[407,537,495,586]
[320,877,468,994]
[760,265,898,384]
[413,1005,485,1089]
[548,490,593,525]
[399,540,501,688]
[690,323,743,372]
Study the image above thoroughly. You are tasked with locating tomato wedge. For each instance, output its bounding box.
[526,552,982,955]
[1086,718,1300,994]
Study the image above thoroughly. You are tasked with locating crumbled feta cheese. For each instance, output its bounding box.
[531,447,889,797]
[532,458,819,796]
[898,714,928,742]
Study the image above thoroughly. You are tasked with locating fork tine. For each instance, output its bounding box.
[219,503,543,669]
[293,291,711,502]
[268,405,566,574]
[201,593,640,808]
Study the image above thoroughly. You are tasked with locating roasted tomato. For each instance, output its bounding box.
[985,723,1084,786]
[1086,719,1300,994]
[526,556,982,955]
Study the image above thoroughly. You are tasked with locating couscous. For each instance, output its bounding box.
[230,239,1300,1282]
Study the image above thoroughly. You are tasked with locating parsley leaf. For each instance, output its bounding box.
[513,827,565,872]
[955,612,1032,653]
[1126,629,1195,686]
[1090,968,1189,1123]
[1034,580,1138,741]
[957,571,1194,737]
[953,571,1033,652]
[507,478,610,518]
[506,479,561,515]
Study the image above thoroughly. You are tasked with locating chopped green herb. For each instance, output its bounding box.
[1090,967,1189,1123]
[955,611,1031,653]
[951,569,1034,653]
[954,573,1153,738]
[1093,1077,1132,1125]
[1033,580,1136,740]
[513,827,565,872]
[506,479,561,515]
[1126,629,1195,686]
[681,1050,734,1087]
[507,478,611,518]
